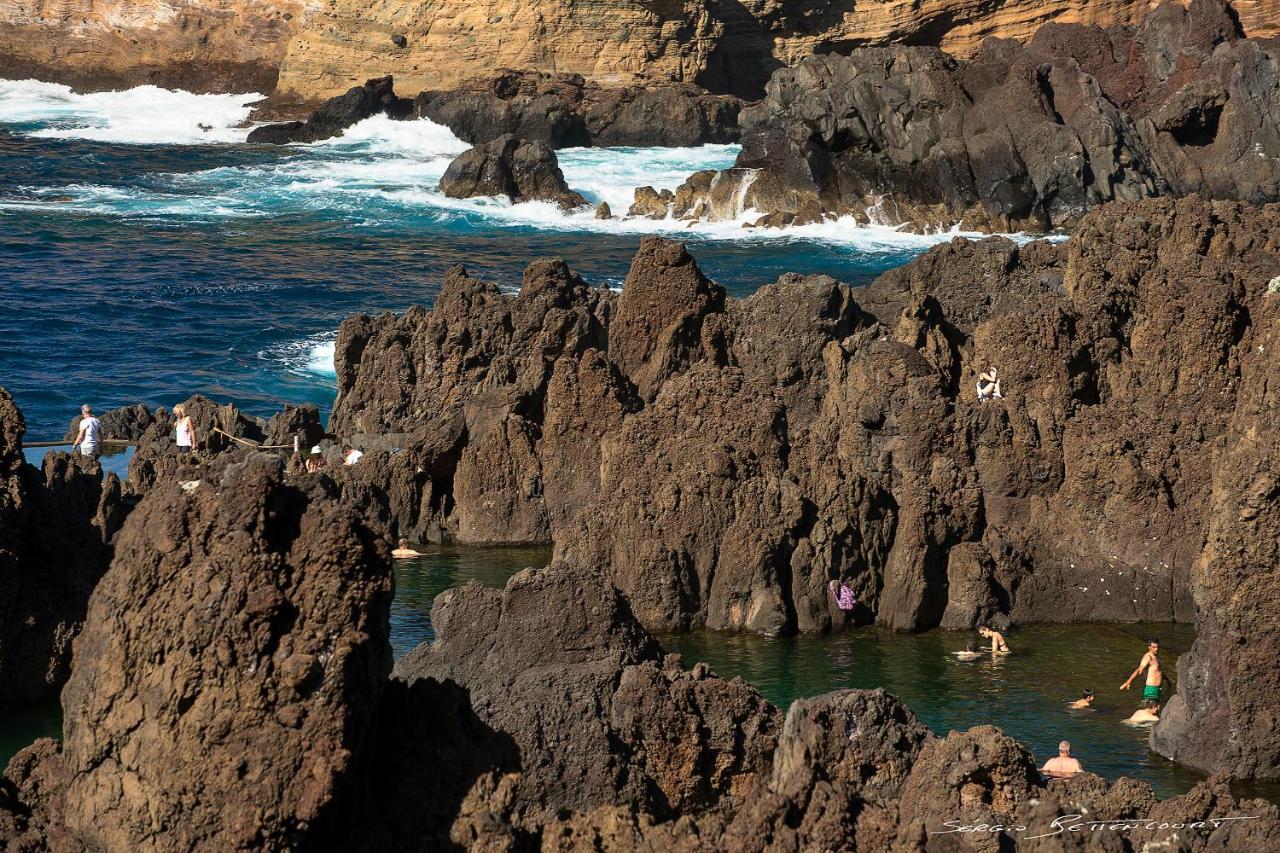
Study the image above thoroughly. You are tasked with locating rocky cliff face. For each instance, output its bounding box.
[331,198,1278,642]
[5,0,1276,102]
[0,0,303,93]
[275,0,1280,101]
[4,512,1276,848]
[674,0,1280,232]
[0,387,130,709]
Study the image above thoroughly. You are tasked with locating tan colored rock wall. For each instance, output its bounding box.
[0,0,305,92]
[1,0,1276,98]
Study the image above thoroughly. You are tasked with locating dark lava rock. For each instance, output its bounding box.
[674,0,1280,233]
[329,196,1280,781]
[415,69,742,148]
[248,76,411,144]
[0,387,129,709]
[439,134,587,209]
[53,453,393,849]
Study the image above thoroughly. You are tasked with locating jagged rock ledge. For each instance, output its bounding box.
[669,0,1280,233]
[2,461,1275,848]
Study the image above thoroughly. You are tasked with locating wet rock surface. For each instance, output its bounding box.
[247,75,411,144]
[439,134,587,209]
[415,70,742,147]
[676,0,1280,233]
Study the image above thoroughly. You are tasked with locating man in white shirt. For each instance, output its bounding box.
[73,404,102,459]
[343,445,364,465]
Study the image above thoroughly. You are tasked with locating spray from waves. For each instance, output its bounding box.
[0,93,1006,249]
[259,335,338,382]
[0,79,262,145]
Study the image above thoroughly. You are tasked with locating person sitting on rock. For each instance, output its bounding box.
[1069,689,1095,709]
[976,367,1003,401]
[343,444,364,465]
[978,625,1010,654]
[1125,699,1160,725]
[305,446,326,473]
[953,640,982,659]
[391,538,422,559]
[1041,741,1084,778]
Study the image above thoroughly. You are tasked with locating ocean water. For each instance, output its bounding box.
[0,79,979,439]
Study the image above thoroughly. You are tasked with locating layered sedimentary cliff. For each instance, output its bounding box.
[6,0,1275,100]
[3,460,1276,848]
[275,0,1280,100]
[670,0,1280,232]
[0,0,303,93]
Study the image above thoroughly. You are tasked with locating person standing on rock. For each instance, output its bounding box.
[72,404,101,459]
[174,404,196,456]
[978,625,1010,654]
[976,367,1003,401]
[1120,637,1163,704]
[1041,741,1084,778]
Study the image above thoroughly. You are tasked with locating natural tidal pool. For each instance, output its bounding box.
[5,545,1278,806]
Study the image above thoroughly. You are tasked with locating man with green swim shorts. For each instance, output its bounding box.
[1120,637,1163,704]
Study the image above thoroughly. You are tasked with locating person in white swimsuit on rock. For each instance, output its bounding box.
[174,404,196,455]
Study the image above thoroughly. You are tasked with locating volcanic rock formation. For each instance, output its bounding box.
[1,453,394,849]
[415,70,743,147]
[439,135,587,210]
[674,0,1280,232]
[0,387,129,709]
[248,76,411,144]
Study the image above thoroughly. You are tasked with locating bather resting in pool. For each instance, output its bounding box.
[953,640,982,659]
[1069,689,1095,709]
[978,626,1010,654]
[1041,741,1084,778]
[1125,699,1160,724]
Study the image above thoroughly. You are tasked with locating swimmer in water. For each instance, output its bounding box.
[1068,689,1095,709]
[978,626,1010,654]
[1125,699,1160,725]
[954,640,982,659]
[391,538,422,559]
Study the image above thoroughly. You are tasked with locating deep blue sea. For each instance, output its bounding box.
[0,78,972,439]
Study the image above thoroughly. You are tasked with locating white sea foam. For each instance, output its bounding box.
[0,86,1009,248]
[259,335,338,381]
[0,78,261,144]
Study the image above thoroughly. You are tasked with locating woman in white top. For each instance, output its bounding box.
[174,404,196,454]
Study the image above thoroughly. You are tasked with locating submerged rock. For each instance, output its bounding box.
[247,76,411,144]
[674,0,1280,233]
[440,134,587,210]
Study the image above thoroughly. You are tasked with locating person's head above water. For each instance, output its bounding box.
[1081,689,1094,701]
[398,538,409,548]
[1145,699,1159,711]
[978,626,990,636]
[1058,740,1072,756]
[966,640,979,652]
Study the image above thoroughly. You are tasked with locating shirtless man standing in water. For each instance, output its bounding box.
[1041,741,1084,778]
[1120,637,1164,705]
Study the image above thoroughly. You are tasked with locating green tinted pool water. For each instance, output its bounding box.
[5,545,1275,806]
